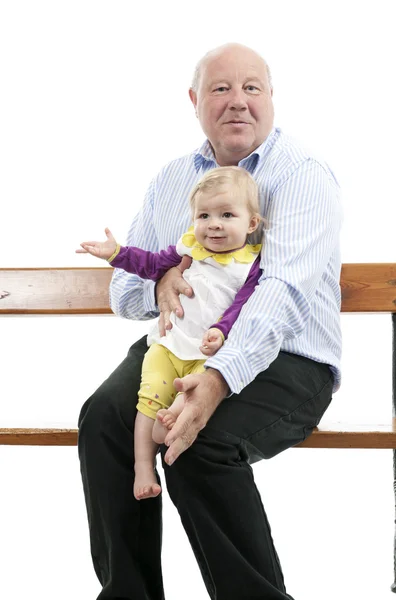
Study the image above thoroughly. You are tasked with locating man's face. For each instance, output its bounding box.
[190,46,274,166]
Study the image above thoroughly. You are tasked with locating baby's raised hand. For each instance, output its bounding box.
[200,328,224,356]
[76,228,117,260]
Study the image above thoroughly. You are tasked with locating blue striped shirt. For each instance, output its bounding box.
[110,127,342,394]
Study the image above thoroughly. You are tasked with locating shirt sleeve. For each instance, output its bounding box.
[204,158,342,394]
[109,177,161,320]
[209,257,261,339]
[110,245,181,281]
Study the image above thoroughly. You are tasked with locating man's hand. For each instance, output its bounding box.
[156,255,193,336]
[200,328,224,356]
[164,368,230,466]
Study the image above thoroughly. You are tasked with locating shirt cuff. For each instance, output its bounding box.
[209,327,225,343]
[143,279,158,314]
[107,244,121,264]
[204,347,255,395]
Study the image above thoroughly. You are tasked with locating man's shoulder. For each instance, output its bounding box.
[260,128,337,185]
[269,128,325,167]
[154,149,199,183]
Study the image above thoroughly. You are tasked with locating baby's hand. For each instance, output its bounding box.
[76,228,117,260]
[200,328,224,356]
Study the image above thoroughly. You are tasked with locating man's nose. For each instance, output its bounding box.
[228,87,248,111]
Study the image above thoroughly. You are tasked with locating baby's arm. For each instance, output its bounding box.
[200,328,225,356]
[77,228,183,281]
[200,256,261,357]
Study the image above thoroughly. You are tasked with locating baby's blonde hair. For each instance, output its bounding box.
[189,166,261,218]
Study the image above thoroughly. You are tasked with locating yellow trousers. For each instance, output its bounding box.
[137,343,206,420]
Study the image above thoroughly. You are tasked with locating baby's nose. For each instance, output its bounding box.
[208,218,221,229]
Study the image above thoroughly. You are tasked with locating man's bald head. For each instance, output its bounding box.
[188,43,274,165]
[191,43,273,95]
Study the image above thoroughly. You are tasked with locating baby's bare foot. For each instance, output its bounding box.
[158,408,177,429]
[134,463,161,500]
[152,409,177,444]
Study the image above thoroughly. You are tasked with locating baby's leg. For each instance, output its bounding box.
[135,343,180,493]
[152,393,185,444]
[152,358,206,444]
[134,411,161,500]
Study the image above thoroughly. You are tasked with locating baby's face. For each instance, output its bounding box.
[193,186,257,252]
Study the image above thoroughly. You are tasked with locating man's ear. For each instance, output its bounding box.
[189,88,198,114]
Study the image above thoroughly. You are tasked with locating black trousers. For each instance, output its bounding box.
[78,336,333,600]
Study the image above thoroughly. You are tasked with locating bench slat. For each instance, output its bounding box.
[0,428,78,446]
[340,263,396,312]
[1,264,396,314]
[0,268,113,314]
[298,422,396,449]
[0,424,395,449]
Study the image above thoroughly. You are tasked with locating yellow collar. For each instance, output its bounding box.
[182,227,261,265]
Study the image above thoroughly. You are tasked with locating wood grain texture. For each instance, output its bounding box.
[0,428,78,446]
[340,263,396,312]
[0,268,113,314]
[1,424,396,448]
[1,264,396,314]
[297,422,396,449]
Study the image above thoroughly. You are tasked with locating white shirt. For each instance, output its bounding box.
[110,128,342,394]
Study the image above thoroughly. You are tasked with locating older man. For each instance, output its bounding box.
[78,43,342,600]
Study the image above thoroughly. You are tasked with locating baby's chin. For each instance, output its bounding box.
[203,239,230,252]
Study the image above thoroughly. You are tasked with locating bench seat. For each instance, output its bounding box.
[1,422,395,448]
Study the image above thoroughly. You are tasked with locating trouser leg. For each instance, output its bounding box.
[78,336,165,600]
[162,433,291,600]
[163,352,334,600]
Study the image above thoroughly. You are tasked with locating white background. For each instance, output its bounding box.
[1,1,396,599]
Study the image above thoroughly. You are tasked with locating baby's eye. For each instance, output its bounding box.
[199,213,209,219]
[223,212,233,218]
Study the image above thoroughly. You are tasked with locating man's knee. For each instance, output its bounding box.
[161,429,245,475]
[78,339,147,435]
[80,385,138,442]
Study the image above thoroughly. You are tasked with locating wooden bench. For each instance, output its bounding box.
[1,264,396,589]
[1,264,396,448]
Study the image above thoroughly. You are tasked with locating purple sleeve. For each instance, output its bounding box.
[109,245,182,281]
[210,256,261,339]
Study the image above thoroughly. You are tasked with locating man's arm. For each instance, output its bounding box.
[110,174,194,323]
[163,158,341,465]
[109,177,161,320]
[204,158,342,394]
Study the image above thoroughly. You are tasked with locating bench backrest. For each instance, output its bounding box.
[1,264,396,314]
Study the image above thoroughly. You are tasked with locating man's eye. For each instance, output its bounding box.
[213,86,228,93]
[223,212,233,218]
[245,85,259,93]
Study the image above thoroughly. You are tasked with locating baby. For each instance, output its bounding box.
[77,166,263,500]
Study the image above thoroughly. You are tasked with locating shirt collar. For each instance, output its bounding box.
[193,140,216,172]
[193,127,278,174]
